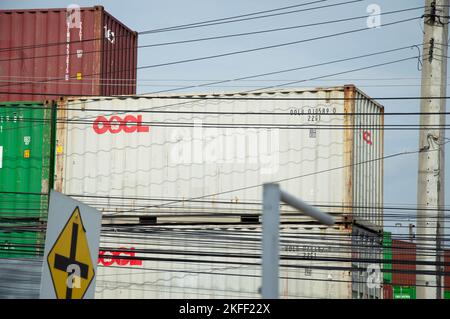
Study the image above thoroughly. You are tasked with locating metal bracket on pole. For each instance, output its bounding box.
[261,183,335,299]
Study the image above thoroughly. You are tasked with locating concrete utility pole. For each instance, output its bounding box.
[417,0,448,299]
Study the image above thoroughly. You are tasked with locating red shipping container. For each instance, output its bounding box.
[392,239,416,286]
[0,6,137,102]
[383,284,393,299]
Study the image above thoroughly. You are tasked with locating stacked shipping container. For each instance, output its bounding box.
[392,239,417,288]
[55,86,384,229]
[0,6,138,102]
[0,258,42,298]
[1,85,387,298]
[0,5,137,260]
[52,86,384,298]
[0,5,393,300]
[97,224,381,299]
[382,235,417,299]
[383,233,450,299]
[0,101,55,258]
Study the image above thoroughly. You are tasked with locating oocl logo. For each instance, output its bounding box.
[98,247,143,267]
[93,115,149,134]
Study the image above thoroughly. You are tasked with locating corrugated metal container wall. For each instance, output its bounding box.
[96,225,358,299]
[0,101,54,258]
[53,86,383,299]
[445,249,450,294]
[0,258,42,298]
[0,6,137,102]
[383,231,393,284]
[392,239,416,287]
[55,86,384,230]
[101,10,138,96]
[351,226,382,299]
[352,89,384,229]
[0,231,40,258]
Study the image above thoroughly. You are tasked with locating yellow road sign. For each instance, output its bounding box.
[46,207,95,299]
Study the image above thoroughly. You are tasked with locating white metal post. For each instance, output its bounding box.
[261,183,335,299]
[261,183,280,299]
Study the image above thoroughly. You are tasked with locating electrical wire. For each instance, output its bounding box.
[0,0,336,53]
[0,16,421,91]
[0,6,424,64]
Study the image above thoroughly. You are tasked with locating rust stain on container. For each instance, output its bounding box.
[0,6,137,102]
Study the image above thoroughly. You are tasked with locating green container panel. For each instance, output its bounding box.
[393,286,416,299]
[0,101,55,258]
[383,231,393,283]
[0,230,43,258]
[445,291,450,299]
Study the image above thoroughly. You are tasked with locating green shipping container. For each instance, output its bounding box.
[0,101,56,258]
[393,286,416,299]
[0,230,40,258]
[445,291,450,299]
[383,231,393,283]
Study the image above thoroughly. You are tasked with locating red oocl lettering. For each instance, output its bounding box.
[122,115,137,133]
[98,250,115,266]
[98,247,143,267]
[93,115,149,134]
[92,116,109,134]
[108,115,123,134]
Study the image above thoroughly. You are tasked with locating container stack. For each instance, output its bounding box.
[0,101,55,258]
[0,6,138,102]
[0,6,390,299]
[0,6,138,263]
[382,232,450,299]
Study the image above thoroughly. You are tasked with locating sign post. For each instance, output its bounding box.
[40,190,101,299]
[261,183,335,299]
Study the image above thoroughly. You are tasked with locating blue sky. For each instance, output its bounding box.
[1,0,448,237]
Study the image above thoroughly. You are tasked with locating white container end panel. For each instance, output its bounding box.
[95,225,354,299]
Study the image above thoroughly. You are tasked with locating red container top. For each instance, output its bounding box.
[0,6,137,102]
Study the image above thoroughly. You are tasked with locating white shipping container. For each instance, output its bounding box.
[95,224,381,299]
[54,86,385,299]
[55,86,384,229]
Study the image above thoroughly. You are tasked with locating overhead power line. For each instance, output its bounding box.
[2,116,450,131]
[0,6,423,64]
[0,16,421,91]
[140,0,364,34]
[0,0,354,53]
[0,43,422,100]
[120,144,449,214]
[0,56,422,98]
